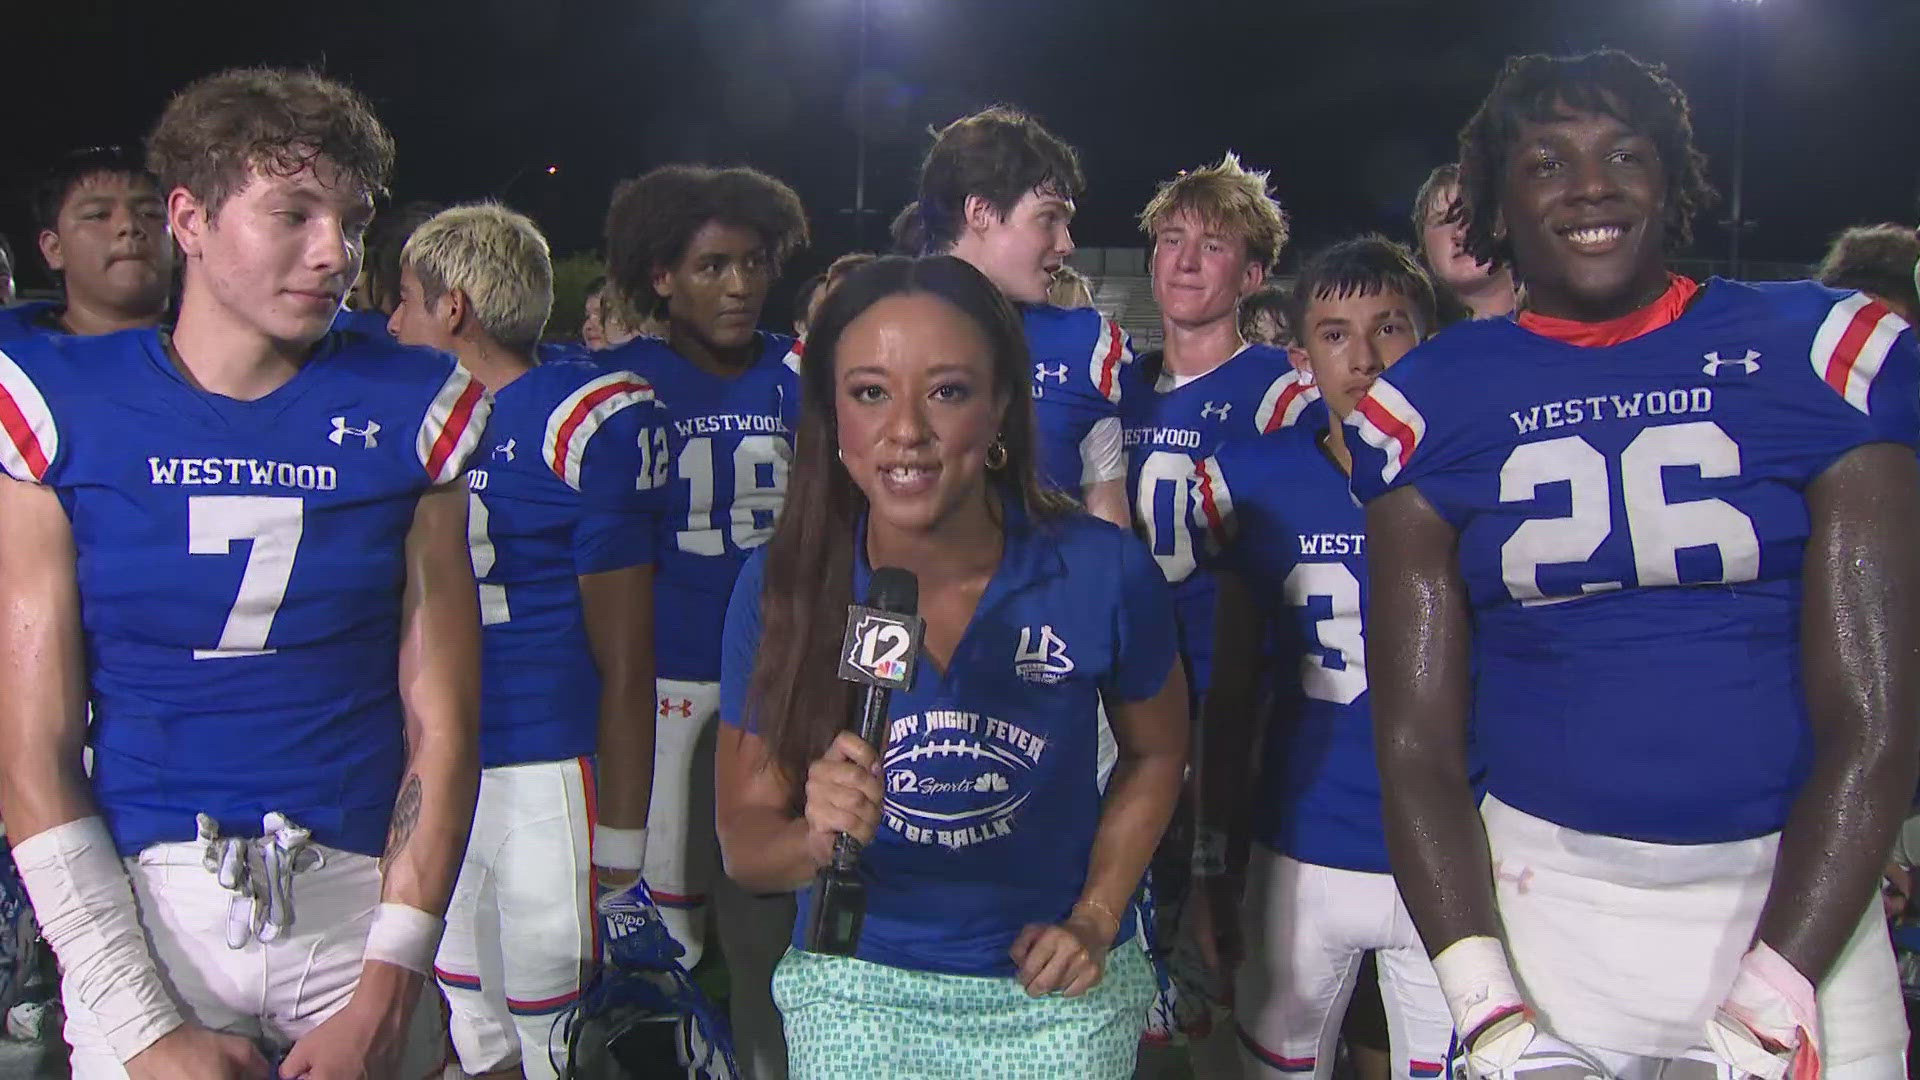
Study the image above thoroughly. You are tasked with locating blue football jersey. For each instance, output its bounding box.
[719,501,1178,977]
[466,360,666,768]
[329,306,393,340]
[1120,345,1298,692]
[601,332,801,683]
[1349,281,1920,843]
[1023,305,1132,496]
[0,329,490,857]
[1210,423,1387,871]
[0,301,63,345]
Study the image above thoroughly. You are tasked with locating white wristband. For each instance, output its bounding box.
[1431,934,1527,1039]
[362,902,444,976]
[593,825,649,872]
[11,818,183,1063]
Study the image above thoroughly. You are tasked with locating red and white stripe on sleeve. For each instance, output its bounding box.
[0,346,59,483]
[1811,293,1910,415]
[1255,369,1322,433]
[416,364,491,485]
[1350,378,1427,486]
[1086,316,1130,406]
[544,371,658,491]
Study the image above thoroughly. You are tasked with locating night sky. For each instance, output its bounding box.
[9,0,1917,290]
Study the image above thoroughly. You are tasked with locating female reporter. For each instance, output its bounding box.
[715,255,1188,1078]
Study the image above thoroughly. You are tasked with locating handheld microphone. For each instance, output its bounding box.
[805,567,922,955]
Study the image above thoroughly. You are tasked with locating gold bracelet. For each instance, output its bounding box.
[1072,897,1122,936]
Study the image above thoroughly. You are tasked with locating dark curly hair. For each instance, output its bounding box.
[916,106,1085,253]
[1818,223,1920,319]
[603,164,810,320]
[146,68,394,218]
[1454,50,1717,271]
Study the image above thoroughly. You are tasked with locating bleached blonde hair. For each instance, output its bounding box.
[402,202,552,351]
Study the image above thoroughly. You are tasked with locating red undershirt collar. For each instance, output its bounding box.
[1517,274,1701,347]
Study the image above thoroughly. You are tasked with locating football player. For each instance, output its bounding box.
[1198,237,1454,1080]
[388,203,663,1080]
[600,162,810,1079]
[1411,163,1515,325]
[0,146,172,344]
[1117,153,1300,1052]
[1355,50,1920,1079]
[915,106,1134,527]
[0,69,489,1078]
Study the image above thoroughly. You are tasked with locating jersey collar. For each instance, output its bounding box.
[1516,274,1701,348]
[852,487,1066,609]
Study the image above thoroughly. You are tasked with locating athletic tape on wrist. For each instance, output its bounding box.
[593,825,649,872]
[1714,941,1821,1080]
[11,817,183,1063]
[1431,935,1527,1040]
[362,902,444,976]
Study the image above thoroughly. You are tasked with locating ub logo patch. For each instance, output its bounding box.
[1014,625,1074,684]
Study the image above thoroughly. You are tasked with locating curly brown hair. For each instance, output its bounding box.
[146,68,395,217]
[1454,50,1717,272]
[603,164,810,320]
[1818,223,1920,319]
[916,106,1085,254]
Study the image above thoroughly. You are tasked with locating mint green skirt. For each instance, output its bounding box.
[772,941,1155,1079]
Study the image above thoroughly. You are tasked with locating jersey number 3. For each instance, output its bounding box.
[190,495,303,659]
[1500,420,1760,603]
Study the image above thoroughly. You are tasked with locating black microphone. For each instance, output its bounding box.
[805,566,922,955]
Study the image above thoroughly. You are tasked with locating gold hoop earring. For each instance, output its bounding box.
[985,436,1009,471]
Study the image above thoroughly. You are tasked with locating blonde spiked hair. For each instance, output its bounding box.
[402,202,553,352]
[1137,152,1290,272]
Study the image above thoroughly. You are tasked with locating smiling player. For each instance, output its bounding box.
[1355,50,1920,1079]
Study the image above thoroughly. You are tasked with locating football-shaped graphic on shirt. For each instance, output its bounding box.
[880,711,1047,850]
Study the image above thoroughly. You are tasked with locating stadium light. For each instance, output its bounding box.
[1724,0,1760,277]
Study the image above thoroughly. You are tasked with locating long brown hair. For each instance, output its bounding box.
[747,255,1073,798]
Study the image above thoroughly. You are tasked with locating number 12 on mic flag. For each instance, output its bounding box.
[839,607,924,689]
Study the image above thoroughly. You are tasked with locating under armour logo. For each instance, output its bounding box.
[492,439,517,462]
[1201,401,1232,421]
[329,416,380,448]
[1702,349,1760,376]
[1014,624,1074,684]
[1034,363,1068,385]
[658,698,695,718]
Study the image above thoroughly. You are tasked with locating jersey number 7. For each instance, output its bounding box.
[190,495,303,659]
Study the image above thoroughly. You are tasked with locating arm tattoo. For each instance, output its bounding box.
[384,774,422,863]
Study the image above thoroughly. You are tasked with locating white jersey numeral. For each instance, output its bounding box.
[467,491,510,626]
[1500,420,1761,604]
[1282,561,1367,705]
[189,495,304,659]
[1135,450,1199,583]
[675,435,792,556]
